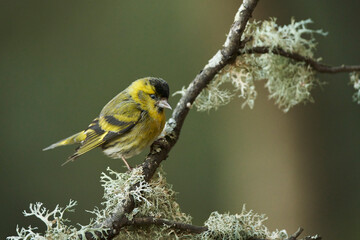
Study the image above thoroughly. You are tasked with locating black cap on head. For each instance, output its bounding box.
[149,78,170,99]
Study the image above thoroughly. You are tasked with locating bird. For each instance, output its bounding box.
[43,77,171,170]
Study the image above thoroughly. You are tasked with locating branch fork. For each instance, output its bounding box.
[84,0,357,238]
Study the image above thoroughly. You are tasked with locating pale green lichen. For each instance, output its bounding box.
[91,166,154,225]
[244,18,327,57]
[246,53,318,112]
[198,206,288,240]
[241,18,326,112]
[175,18,327,112]
[8,167,297,240]
[6,200,103,240]
[350,72,360,104]
[101,166,192,240]
[8,167,191,240]
[192,78,235,111]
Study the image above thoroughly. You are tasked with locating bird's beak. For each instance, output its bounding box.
[158,98,172,110]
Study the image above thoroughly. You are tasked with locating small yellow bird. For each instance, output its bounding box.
[43,77,171,170]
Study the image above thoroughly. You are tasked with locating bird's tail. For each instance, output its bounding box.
[43,131,87,151]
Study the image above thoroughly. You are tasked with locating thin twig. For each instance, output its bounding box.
[250,227,320,240]
[287,227,304,240]
[243,46,360,73]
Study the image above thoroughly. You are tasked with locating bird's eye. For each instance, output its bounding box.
[150,94,156,99]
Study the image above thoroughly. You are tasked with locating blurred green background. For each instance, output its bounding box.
[1,1,359,239]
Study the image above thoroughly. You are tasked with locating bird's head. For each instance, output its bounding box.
[129,77,171,113]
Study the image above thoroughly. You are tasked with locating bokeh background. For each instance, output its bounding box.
[1,0,359,239]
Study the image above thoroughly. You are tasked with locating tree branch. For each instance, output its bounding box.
[288,227,321,240]
[248,227,321,240]
[243,46,360,73]
[288,227,304,240]
[85,0,260,239]
[83,1,351,239]
[115,217,321,240]
[123,217,208,234]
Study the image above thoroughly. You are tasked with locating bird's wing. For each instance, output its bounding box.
[65,100,142,164]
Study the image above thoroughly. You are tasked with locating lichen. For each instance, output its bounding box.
[90,166,154,226]
[111,167,192,239]
[8,167,191,240]
[198,206,288,240]
[350,72,360,104]
[6,200,103,240]
[246,53,318,112]
[175,18,327,112]
[241,18,326,112]
[244,18,327,57]
[8,167,297,240]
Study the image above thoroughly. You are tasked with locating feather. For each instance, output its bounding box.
[64,98,143,163]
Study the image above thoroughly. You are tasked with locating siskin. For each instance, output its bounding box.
[43,77,171,170]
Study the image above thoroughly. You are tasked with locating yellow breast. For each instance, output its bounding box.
[102,110,165,159]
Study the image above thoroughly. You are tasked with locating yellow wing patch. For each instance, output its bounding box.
[65,131,107,163]
[63,113,140,165]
